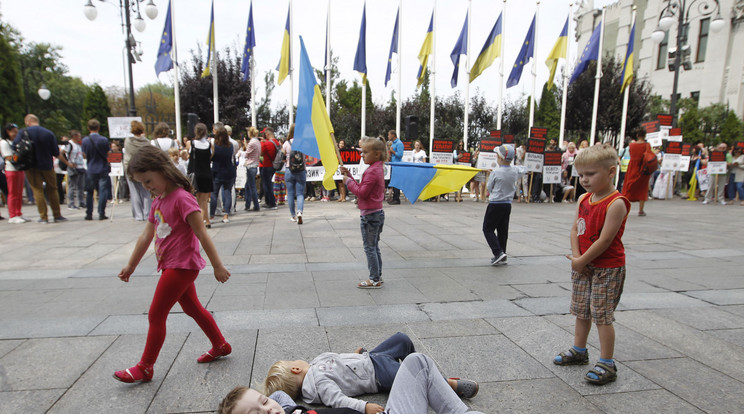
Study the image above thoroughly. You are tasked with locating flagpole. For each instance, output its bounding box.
[497,0,506,131]
[251,55,256,127]
[325,1,331,116]
[429,3,436,153]
[360,2,366,139]
[619,6,636,154]
[463,0,472,149]
[396,0,402,139]
[590,7,605,145]
[559,4,571,149]
[529,1,540,129]
[212,2,219,124]
[171,0,182,143]
[288,0,294,129]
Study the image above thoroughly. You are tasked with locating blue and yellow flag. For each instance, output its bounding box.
[621,21,635,92]
[545,17,568,90]
[201,0,215,78]
[353,2,367,84]
[469,12,502,83]
[384,8,399,87]
[276,7,291,85]
[416,11,434,88]
[507,14,535,88]
[293,36,337,191]
[240,1,256,82]
[154,0,173,76]
[389,162,479,204]
[450,12,468,88]
[570,20,602,84]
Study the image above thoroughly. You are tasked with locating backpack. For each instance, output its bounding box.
[11,129,35,171]
[288,150,306,172]
[641,147,659,175]
[271,139,285,170]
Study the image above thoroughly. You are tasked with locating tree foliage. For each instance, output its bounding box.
[0,22,24,126]
[82,84,112,136]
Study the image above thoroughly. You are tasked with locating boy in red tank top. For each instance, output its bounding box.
[553,144,630,385]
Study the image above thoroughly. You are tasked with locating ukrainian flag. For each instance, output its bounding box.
[545,17,568,90]
[416,12,433,88]
[621,21,635,93]
[201,0,215,78]
[276,7,291,85]
[469,12,502,83]
[293,36,337,191]
[353,2,367,84]
[389,162,479,204]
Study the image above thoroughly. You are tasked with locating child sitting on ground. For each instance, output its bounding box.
[262,332,477,414]
[554,144,630,385]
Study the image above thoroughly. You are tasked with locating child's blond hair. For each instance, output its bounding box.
[218,386,250,414]
[263,360,300,399]
[167,147,179,157]
[574,143,618,170]
[360,136,388,162]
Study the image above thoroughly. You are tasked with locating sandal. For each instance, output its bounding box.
[585,361,617,385]
[113,362,153,383]
[553,348,589,366]
[197,342,232,363]
[449,377,479,399]
[357,279,382,289]
[638,211,646,216]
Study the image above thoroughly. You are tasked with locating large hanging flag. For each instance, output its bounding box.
[469,12,502,83]
[353,2,367,84]
[545,17,568,90]
[293,36,337,191]
[154,0,173,76]
[240,1,256,82]
[384,8,400,87]
[450,12,468,88]
[416,11,434,88]
[570,21,602,84]
[389,162,479,204]
[621,21,635,92]
[276,7,291,85]
[506,14,536,88]
[201,0,215,78]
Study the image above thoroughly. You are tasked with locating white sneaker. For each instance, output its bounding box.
[20,216,30,222]
[702,200,709,205]
[290,216,297,222]
[297,211,303,225]
[8,216,26,224]
[719,200,728,205]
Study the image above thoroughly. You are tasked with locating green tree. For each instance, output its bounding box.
[646,95,669,121]
[679,105,703,143]
[0,22,24,126]
[535,82,561,139]
[720,111,744,144]
[82,84,112,137]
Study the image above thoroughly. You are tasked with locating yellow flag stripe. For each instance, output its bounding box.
[278,30,290,85]
[418,165,479,200]
[545,36,567,90]
[416,32,433,87]
[310,84,337,190]
[469,34,502,83]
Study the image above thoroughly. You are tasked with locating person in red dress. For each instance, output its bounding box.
[621,128,651,216]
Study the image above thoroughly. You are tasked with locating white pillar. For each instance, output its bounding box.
[171,0,182,142]
[590,8,605,145]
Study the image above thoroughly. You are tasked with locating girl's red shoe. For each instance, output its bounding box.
[197,342,232,363]
[113,362,153,383]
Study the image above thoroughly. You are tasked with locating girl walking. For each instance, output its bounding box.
[341,137,387,289]
[114,145,231,383]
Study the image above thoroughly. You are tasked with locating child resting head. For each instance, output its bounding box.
[219,386,284,414]
[263,359,310,399]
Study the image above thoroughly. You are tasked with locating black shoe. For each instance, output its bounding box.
[54,216,68,223]
[99,215,109,220]
[388,200,401,205]
[84,216,93,221]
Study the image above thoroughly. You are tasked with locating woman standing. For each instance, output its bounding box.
[412,140,427,163]
[124,120,152,221]
[622,128,651,216]
[189,123,214,228]
[243,127,261,211]
[273,136,287,205]
[151,122,178,152]
[209,126,235,224]
[1,124,25,223]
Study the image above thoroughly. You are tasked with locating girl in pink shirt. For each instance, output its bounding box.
[341,137,387,289]
[113,146,232,384]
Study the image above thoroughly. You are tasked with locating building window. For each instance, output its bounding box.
[657,31,669,70]
[690,91,700,103]
[696,18,709,63]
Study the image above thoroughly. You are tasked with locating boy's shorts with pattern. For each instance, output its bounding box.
[570,265,625,325]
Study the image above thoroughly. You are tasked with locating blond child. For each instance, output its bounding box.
[168,147,187,176]
[553,144,630,385]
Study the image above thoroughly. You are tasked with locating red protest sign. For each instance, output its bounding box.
[736,141,744,150]
[530,127,548,139]
[481,138,501,151]
[458,152,471,163]
[642,121,660,133]
[403,141,413,151]
[544,150,562,166]
[108,153,122,163]
[432,140,454,153]
[664,141,682,155]
[339,148,362,164]
[657,114,673,127]
[682,142,692,155]
[710,151,726,162]
[490,130,502,138]
[526,138,546,154]
[670,128,682,136]
[503,134,515,144]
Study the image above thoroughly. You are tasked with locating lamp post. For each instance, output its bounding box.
[651,0,725,127]
[83,0,158,117]
[19,60,52,114]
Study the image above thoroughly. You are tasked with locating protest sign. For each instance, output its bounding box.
[643,120,662,147]
[662,141,682,171]
[402,141,413,162]
[708,151,727,174]
[542,150,562,184]
[667,127,683,142]
[108,117,143,139]
[431,140,454,165]
[525,138,546,172]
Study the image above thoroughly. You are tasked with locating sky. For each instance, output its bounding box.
[1,0,618,112]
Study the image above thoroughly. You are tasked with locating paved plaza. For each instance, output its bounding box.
[1,196,743,413]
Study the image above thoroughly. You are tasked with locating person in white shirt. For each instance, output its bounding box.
[412,140,427,163]
[61,130,87,210]
[151,122,178,152]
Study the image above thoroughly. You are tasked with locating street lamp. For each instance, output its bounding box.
[38,85,51,101]
[82,0,159,116]
[651,0,725,127]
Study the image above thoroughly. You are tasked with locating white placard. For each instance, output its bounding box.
[305,162,391,182]
[110,162,124,177]
[661,154,681,172]
[647,132,662,148]
[542,165,562,184]
[696,168,709,191]
[477,152,499,170]
[659,126,670,141]
[667,132,683,142]
[107,117,143,139]
[571,165,579,177]
[402,150,413,163]
[525,153,544,172]
[678,156,690,172]
[707,161,727,175]
[430,152,453,165]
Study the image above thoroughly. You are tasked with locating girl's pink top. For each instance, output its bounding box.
[345,161,384,215]
[149,187,206,272]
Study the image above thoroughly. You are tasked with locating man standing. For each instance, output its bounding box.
[62,130,86,210]
[16,114,67,223]
[703,142,733,205]
[387,129,404,204]
[259,127,279,209]
[82,119,111,220]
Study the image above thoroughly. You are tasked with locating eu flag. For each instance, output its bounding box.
[570,21,602,84]
[384,8,399,87]
[450,12,468,88]
[154,0,173,76]
[241,1,256,82]
[353,2,367,84]
[506,14,535,88]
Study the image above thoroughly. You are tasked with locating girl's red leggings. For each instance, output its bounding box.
[140,268,225,367]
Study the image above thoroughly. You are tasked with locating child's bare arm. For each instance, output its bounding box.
[119,222,155,282]
[568,199,628,272]
[187,211,231,283]
[569,200,582,258]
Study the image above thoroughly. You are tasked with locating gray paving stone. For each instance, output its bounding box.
[421,300,531,321]
[0,339,23,359]
[90,313,207,336]
[585,389,704,414]
[707,328,744,348]
[683,289,744,305]
[470,378,602,414]
[318,304,428,326]
[653,306,744,331]
[514,282,570,298]
[0,316,106,339]
[407,319,499,339]
[720,304,744,317]
[216,309,319,330]
[617,292,710,310]
[0,389,66,414]
[513,296,570,315]
[585,321,683,362]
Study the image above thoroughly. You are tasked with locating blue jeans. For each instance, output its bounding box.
[244,167,259,210]
[368,332,416,392]
[86,172,109,218]
[360,210,385,282]
[286,170,306,217]
[210,177,234,217]
[736,182,744,201]
[260,166,276,207]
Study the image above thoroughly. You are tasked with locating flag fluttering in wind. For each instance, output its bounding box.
[507,14,535,88]
[621,21,635,92]
[293,36,338,191]
[416,12,434,88]
[688,159,701,200]
[201,0,215,78]
[276,7,291,85]
[384,8,399,87]
[469,12,502,83]
[354,2,368,84]
[450,12,468,88]
[570,21,602,84]
[240,1,256,81]
[545,17,568,90]
[389,162,479,204]
[154,0,173,76]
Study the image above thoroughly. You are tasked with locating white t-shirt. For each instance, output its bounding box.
[0,139,17,172]
[412,149,427,163]
[152,137,178,152]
